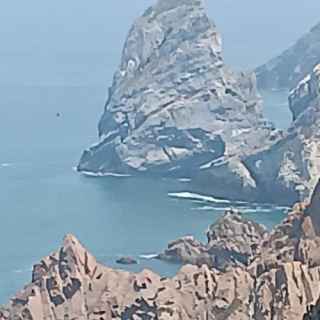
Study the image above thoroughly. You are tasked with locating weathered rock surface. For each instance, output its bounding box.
[195,65,320,205]
[243,76,320,203]
[4,234,256,320]
[78,0,276,177]
[158,209,267,270]
[289,64,320,121]
[5,181,320,320]
[256,22,320,90]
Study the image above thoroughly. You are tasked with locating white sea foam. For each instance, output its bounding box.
[168,192,232,204]
[79,170,131,178]
[1,163,13,168]
[139,254,158,260]
[191,206,220,211]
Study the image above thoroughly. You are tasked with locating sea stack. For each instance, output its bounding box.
[78,0,276,177]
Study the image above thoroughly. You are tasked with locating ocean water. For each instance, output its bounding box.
[0,71,290,303]
[0,1,302,304]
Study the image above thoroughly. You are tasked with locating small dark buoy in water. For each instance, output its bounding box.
[56,112,61,117]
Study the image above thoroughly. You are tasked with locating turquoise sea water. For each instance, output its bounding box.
[0,78,290,303]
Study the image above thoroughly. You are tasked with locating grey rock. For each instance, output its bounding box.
[116,256,138,265]
[194,66,320,205]
[289,64,320,120]
[78,0,275,177]
[256,22,320,90]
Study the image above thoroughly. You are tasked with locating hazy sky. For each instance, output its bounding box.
[1,1,320,84]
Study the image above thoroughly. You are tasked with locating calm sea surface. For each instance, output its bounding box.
[0,53,291,303]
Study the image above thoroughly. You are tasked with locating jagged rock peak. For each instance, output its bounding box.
[148,0,204,14]
[78,0,273,176]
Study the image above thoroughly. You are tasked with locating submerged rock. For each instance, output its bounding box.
[256,22,320,90]
[78,0,275,177]
[116,256,138,265]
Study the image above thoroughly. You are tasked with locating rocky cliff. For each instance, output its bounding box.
[289,64,320,120]
[194,64,320,205]
[78,0,276,177]
[244,66,320,203]
[256,22,320,90]
[4,182,320,319]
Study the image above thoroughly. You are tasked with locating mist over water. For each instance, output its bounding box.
[0,0,317,303]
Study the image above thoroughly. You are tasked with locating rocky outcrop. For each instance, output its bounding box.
[4,234,256,320]
[256,22,320,90]
[5,181,320,319]
[78,0,276,177]
[243,75,320,204]
[116,256,138,265]
[158,210,267,270]
[289,64,320,121]
[195,65,320,205]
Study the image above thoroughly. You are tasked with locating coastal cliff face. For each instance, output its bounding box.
[78,0,275,176]
[245,66,320,203]
[289,64,320,120]
[256,22,320,90]
[195,65,320,205]
[4,182,320,320]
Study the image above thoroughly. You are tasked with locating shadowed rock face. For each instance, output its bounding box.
[4,182,320,319]
[256,22,320,90]
[289,64,320,121]
[195,65,320,205]
[78,0,275,177]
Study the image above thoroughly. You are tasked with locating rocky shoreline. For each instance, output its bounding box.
[2,181,320,319]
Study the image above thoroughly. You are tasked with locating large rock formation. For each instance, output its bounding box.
[243,67,320,203]
[194,65,320,205]
[78,0,276,177]
[5,181,320,319]
[256,22,320,90]
[3,234,256,320]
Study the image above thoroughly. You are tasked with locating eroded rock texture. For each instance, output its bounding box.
[256,23,320,90]
[4,234,256,320]
[78,0,275,177]
[197,65,320,205]
[5,181,320,319]
[158,209,267,270]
